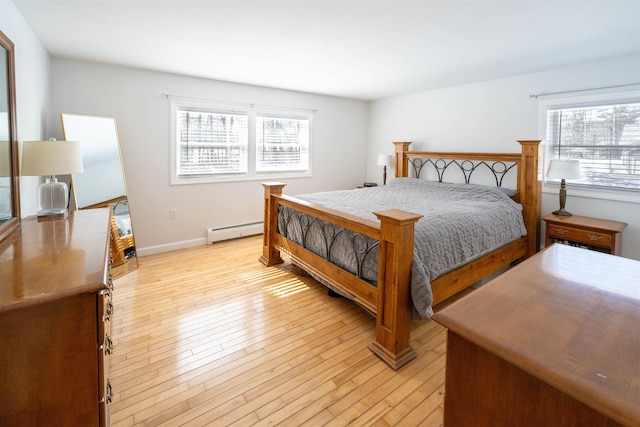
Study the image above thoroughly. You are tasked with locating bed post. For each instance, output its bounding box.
[517,140,542,258]
[393,142,412,178]
[369,208,423,370]
[259,182,286,267]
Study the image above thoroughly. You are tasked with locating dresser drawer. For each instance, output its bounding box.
[546,225,612,248]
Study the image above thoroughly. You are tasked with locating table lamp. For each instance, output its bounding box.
[21,139,84,218]
[546,159,581,216]
[377,154,393,185]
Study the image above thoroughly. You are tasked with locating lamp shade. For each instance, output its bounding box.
[546,159,581,180]
[21,139,84,176]
[377,154,393,167]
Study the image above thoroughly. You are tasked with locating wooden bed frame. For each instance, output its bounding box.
[260,140,541,369]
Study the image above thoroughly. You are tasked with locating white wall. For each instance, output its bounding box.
[48,58,369,254]
[369,54,640,260]
[0,0,50,216]
[7,0,639,260]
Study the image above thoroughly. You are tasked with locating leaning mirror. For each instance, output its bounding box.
[61,113,138,277]
[0,30,20,243]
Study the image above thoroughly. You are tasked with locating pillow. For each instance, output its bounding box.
[391,178,517,197]
[495,186,517,197]
[469,183,517,197]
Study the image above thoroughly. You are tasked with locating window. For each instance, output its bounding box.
[544,97,640,192]
[176,107,248,177]
[171,99,312,184]
[256,114,309,172]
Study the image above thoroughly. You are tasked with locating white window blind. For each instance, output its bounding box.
[546,100,640,191]
[256,114,310,172]
[176,107,248,177]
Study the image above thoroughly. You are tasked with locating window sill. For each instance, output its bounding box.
[171,171,312,185]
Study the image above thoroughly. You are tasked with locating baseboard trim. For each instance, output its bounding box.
[137,237,207,257]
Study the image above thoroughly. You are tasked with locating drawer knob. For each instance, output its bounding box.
[587,234,602,241]
[553,228,568,235]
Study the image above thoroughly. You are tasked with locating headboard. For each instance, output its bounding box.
[393,140,542,256]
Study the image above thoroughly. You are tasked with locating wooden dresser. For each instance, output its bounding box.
[433,244,640,427]
[0,209,113,426]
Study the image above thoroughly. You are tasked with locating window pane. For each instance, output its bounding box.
[547,101,640,190]
[177,108,248,177]
[256,115,309,172]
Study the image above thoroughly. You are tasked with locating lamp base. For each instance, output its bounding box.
[552,208,573,216]
[37,176,69,219]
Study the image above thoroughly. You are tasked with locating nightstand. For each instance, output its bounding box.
[543,213,627,255]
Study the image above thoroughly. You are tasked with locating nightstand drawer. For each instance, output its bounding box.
[543,214,627,256]
[546,225,612,248]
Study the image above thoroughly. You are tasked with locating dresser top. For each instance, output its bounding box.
[0,209,111,313]
[433,244,640,427]
[543,213,628,232]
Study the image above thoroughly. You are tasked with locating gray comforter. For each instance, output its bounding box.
[286,178,527,319]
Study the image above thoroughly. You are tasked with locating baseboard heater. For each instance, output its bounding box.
[206,221,263,244]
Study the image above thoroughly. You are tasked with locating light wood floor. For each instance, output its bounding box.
[110,235,458,426]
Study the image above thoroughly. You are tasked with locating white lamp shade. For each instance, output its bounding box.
[21,140,84,176]
[546,159,581,180]
[377,154,393,167]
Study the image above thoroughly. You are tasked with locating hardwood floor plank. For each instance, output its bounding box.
[324,349,439,425]
[397,384,446,426]
[110,235,451,426]
[350,354,445,426]
[204,337,374,425]
[377,361,446,425]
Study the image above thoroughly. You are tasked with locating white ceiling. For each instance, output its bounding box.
[12,0,640,101]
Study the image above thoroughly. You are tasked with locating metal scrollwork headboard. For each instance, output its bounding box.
[408,157,517,187]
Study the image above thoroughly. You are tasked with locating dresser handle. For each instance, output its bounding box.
[587,235,602,241]
[104,301,114,322]
[107,270,114,292]
[553,228,568,235]
[105,336,114,355]
[106,301,115,318]
[106,380,113,404]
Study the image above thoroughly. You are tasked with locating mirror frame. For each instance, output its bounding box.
[0,30,20,243]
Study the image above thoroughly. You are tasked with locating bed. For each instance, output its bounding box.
[260,140,541,369]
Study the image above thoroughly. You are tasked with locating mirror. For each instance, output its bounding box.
[0,31,20,243]
[60,113,138,277]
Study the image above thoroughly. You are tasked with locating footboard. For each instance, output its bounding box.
[260,183,422,369]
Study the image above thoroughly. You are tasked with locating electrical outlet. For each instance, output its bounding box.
[169,209,177,219]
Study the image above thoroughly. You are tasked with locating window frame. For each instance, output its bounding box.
[538,89,640,203]
[170,99,313,185]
